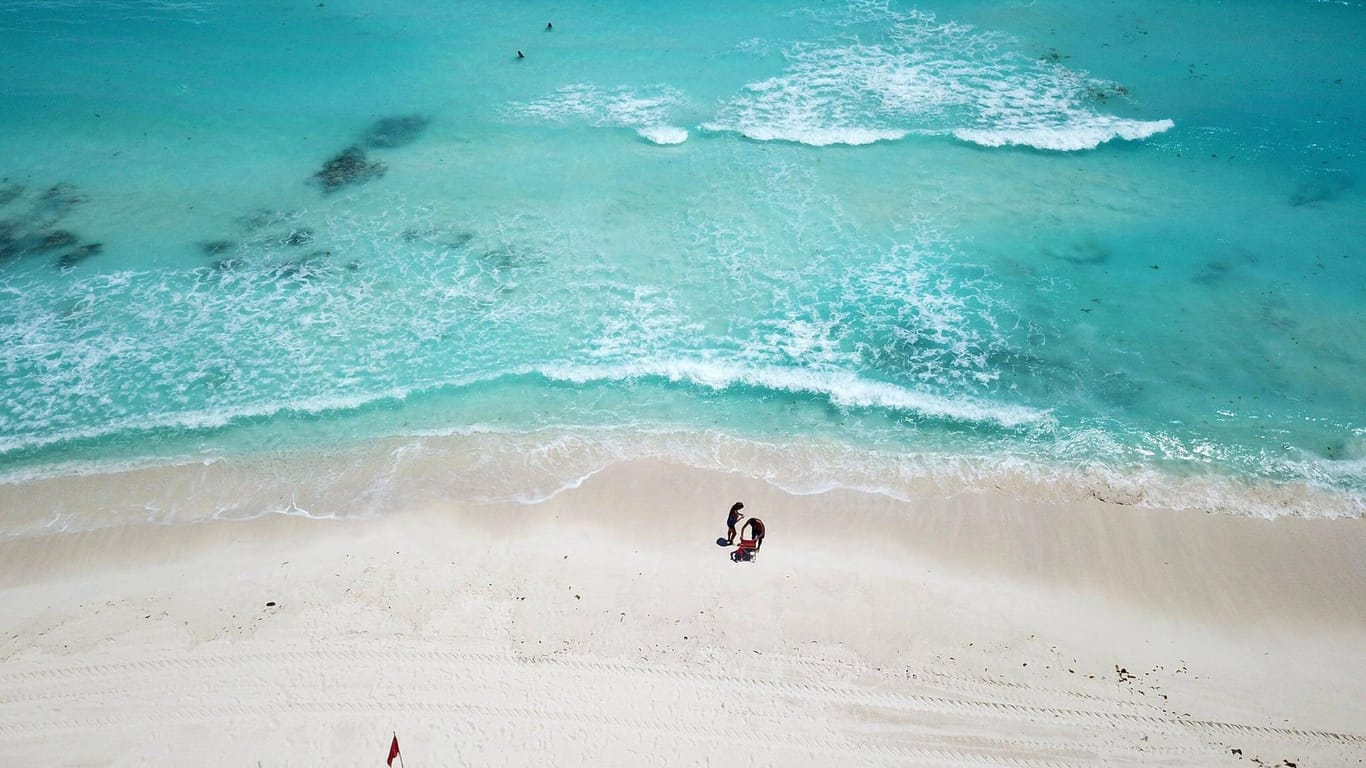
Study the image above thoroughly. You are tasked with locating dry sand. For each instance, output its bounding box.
[1,459,1364,766]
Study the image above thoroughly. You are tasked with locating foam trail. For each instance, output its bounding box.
[538,360,1049,430]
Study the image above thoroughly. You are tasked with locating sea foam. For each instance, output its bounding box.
[704,8,1173,151]
[954,118,1176,151]
[538,359,1049,430]
[637,125,688,145]
[512,84,687,144]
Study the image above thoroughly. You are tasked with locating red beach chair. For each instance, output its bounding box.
[732,538,759,563]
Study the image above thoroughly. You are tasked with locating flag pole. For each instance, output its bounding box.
[395,731,406,768]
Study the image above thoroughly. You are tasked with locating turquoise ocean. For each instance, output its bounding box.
[2,0,1363,530]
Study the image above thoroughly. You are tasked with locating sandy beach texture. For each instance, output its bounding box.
[2,459,1364,766]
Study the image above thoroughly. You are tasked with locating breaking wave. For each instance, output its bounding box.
[703,6,1173,150]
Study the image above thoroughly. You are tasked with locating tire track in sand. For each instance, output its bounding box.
[0,648,1360,760]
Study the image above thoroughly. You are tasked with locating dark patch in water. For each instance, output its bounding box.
[1258,299,1300,334]
[56,242,103,270]
[211,257,243,271]
[40,230,79,250]
[1096,371,1144,409]
[0,219,91,265]
[312,146,386,194]
[201,240,236,256]
[1288,169,1353,207]
[0,183,23,207]
[236,208,295,232]
[1,184,90,262]
[1043,238,1110,267]
[1193,259,1233,286]
[361,114,430,149]
[446,232,475,249]
[33,183,87,227]
[1321,440,1347,460]
[0,221,21,262]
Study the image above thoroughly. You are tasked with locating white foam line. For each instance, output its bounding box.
[0,386,412,458]
[538,360,1049,429]
[954,118,1175,152]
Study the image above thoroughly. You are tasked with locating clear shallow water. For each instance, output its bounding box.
[1,0,1363,521]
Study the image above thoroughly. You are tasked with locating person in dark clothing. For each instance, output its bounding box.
[725,501,745,545]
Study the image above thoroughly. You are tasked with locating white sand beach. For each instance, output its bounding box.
[2,459,1364,766]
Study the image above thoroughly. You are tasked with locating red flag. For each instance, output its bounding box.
[387,734,401,767]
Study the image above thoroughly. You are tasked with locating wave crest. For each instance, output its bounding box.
[538,360,1049,429]
[637,125,689,145]
[954,118,1175,151]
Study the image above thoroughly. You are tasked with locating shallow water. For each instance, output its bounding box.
[1,0,1363,522]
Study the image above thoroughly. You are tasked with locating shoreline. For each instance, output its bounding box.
[2,458,1364,765]
[1,429,1362,543]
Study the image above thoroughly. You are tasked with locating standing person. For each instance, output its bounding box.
[725,502,745,545]
[743,517,765,551]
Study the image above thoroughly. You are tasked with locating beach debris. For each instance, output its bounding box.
[1241,758,1300,768]
[312,145,387,194]
[1115,665,1137,683]
[361,114,430,149]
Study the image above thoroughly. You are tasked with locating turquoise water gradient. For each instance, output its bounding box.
[1,0,1363,517]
